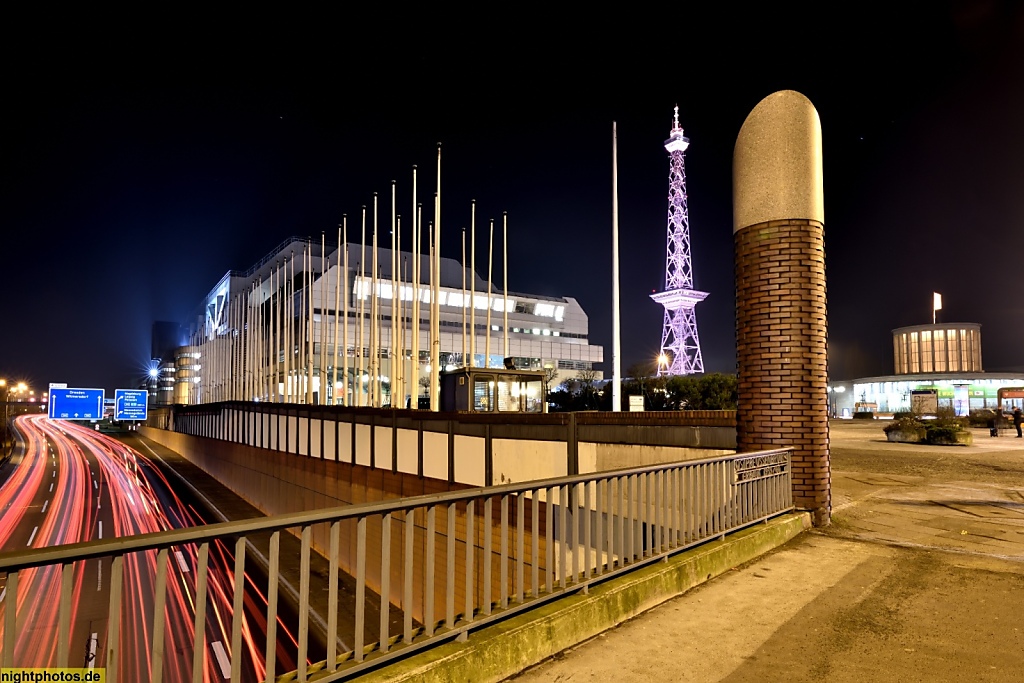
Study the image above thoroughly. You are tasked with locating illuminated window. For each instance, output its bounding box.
[934,330,946,372]
[474,376,493,411]
[496,379,519,412]
[910,332,919,373]
[921,330,932,372]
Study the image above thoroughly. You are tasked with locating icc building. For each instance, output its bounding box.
[151,236,603,408]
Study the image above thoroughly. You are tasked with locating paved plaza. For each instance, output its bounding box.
[508,420,1024,682]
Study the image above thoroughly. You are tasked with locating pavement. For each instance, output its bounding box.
[507,420,1024,683]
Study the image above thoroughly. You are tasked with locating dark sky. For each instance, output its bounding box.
[2,4,1022,393]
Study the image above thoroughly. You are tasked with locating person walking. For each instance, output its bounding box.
[1013,406,1023,438]
[989,407,1002,437]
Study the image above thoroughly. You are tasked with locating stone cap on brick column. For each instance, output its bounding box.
[733,90,824,233]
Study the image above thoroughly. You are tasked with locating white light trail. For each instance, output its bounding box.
[211,641,231,679]
[175,550,190,573]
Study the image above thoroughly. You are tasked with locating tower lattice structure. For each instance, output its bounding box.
[650,106,708,376]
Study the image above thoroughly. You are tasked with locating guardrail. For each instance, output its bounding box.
[0,448,791,682]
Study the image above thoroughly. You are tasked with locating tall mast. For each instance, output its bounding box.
[612,121,622,410]
[651,105,708,376]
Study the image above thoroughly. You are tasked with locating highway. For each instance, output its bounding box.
[0,414,301,680]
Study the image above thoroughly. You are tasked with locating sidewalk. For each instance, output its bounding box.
[508,420,1024,682]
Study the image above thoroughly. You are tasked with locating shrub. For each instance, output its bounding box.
[931,414,969,431]
[968,409,1000,427]
[883,417,921,434]
[924,424,967,445]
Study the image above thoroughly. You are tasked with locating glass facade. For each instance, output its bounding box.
[847,376,1023,414]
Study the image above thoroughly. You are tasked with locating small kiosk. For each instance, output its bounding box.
[440,367,547,413]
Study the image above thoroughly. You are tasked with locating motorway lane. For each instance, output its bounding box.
[0,415,299,680]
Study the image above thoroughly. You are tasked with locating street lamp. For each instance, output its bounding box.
[0,379,7,451]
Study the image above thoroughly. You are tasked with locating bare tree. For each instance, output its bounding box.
[542,366,559,394]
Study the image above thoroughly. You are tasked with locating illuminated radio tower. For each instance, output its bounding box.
[650,106,707,376]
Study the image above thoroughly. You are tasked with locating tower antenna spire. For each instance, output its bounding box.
[651,107,708,376]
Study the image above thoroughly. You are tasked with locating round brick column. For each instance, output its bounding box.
[733,91,830,525]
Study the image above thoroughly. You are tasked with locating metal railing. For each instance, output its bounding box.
[0,448,792,682]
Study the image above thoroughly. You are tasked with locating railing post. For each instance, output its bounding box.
[484,424,493,486]
[447,419,455,483]
[566,413,578,476]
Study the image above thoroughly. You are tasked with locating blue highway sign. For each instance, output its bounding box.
[48,387,105,420]
[114,389,149,421]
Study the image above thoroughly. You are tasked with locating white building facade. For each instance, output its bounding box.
[169,237,603,407]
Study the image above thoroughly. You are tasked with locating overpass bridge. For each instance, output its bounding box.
[0,403,798,681]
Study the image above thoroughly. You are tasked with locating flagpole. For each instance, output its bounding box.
[332,221,342,405]
[486,218,493,370]
[306,242,314,405]
[358,208,366,407]
[411,166,419,407]
[391,180,398,408]
[503,211,509,360]
[396,214,404,407]
[372,193,380,407]
[341,218,349,406]
[462,228,467,366]
[430,144,442,412]
[470,201,476,368]
[320,231,327,404]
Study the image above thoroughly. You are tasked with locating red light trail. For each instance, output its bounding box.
[0,415,301,680]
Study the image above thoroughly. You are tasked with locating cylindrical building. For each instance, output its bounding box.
[174,345,201,405]
[892,323,982,375]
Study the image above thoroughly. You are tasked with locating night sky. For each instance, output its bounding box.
[3,4,1022,394]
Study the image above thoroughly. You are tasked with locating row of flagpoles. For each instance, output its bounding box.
[191,147,513,409]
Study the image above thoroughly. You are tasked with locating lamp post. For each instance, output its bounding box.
[0,379,7,452]
[0,380,27,454]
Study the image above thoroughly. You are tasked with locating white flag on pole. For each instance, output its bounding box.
[933,292,942,311]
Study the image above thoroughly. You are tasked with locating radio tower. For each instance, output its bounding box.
[650,106,708,376]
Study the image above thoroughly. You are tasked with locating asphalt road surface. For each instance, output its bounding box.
[0,415,297,680]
